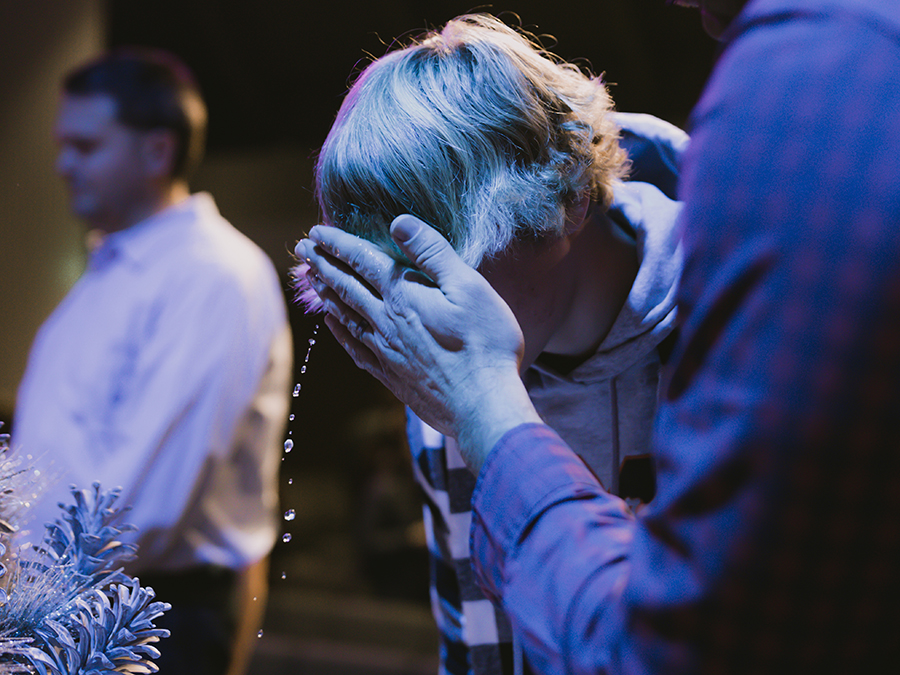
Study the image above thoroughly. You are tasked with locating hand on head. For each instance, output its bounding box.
[295,215,542,470]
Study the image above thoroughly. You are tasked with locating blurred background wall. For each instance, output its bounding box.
[0,0,104,416]
[0,2,717,671]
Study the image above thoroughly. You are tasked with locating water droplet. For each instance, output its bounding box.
[281,571,287,580]
[309,338,316,346]
[292,384,301,397]
[284,439,294,452]
[284,508,296,521]
[288,478,293,485]
[257,630,264,638]
[300,365,307,374]
[289,414,295,421]
[282,533,292,543]
[253,596,258,602]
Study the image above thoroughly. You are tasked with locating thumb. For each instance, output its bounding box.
[390,214,470,284]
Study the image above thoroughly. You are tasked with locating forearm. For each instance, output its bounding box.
[225,557,269,675]
[471,424,635,675]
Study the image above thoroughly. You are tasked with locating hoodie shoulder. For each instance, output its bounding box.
[614,112,690,200]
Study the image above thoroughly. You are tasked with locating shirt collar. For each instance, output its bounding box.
[90,193,219,270]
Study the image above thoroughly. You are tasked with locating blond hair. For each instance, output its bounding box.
[315,14,628,267]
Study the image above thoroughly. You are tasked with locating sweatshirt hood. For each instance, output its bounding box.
[529,180,683,384]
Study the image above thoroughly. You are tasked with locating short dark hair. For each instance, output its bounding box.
[63,48,208,181]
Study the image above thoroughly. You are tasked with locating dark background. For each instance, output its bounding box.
[109,0,717,152]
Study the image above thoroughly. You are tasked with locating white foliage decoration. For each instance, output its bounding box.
[0,426,170,674]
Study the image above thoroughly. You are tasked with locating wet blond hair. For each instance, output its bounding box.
[315,14,628,267]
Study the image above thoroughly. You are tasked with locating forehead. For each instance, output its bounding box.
[55,94,122,139]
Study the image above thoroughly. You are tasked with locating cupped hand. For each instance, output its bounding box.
[295,215,542,470]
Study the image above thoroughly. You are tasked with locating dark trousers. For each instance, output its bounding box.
[139,566,239,675]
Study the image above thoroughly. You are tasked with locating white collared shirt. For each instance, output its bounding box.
[14,193,292,573]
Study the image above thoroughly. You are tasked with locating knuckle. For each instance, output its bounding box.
[346,246,383,279]
[327,275,355,306]
[347,318,369,339]
[344,247,366,271]
[411,238,447,267]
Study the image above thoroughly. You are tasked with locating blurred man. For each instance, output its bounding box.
[299,0,900,672]
[14,49,292,675]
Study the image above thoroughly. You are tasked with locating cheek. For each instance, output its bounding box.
[87,148,142,196]
[89,147,125,180]
[482,263,559,327]
[481,270,524,319]
[495,283,557,347]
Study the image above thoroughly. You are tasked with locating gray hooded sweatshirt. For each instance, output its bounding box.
[524,179,682,497]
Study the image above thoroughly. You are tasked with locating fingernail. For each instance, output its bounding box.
[308,225,327,247]
[294,240,309,260]
[391,215,421,243]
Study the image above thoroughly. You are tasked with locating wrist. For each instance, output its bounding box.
[455,367,542,473]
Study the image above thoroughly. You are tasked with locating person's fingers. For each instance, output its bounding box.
[303,265,375,336]
[294,238,313,260]
[306,226,396,296]
[390,215,472,286]
[298,237,385,329]
[323,313,384,377]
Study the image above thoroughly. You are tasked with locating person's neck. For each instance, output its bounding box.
[100,181,191,234]
[543,205,639,363]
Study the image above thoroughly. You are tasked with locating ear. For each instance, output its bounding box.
[141,129,178,180]
[563,194,591,238]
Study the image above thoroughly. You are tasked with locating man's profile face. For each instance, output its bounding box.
[54,94,149,233]
[672,0,747,38]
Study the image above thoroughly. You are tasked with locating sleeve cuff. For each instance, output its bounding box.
[469,423,613,600]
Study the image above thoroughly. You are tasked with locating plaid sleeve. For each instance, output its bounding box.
[472,5,900,675]
[407,411,517,675]
[641,7,900,672]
